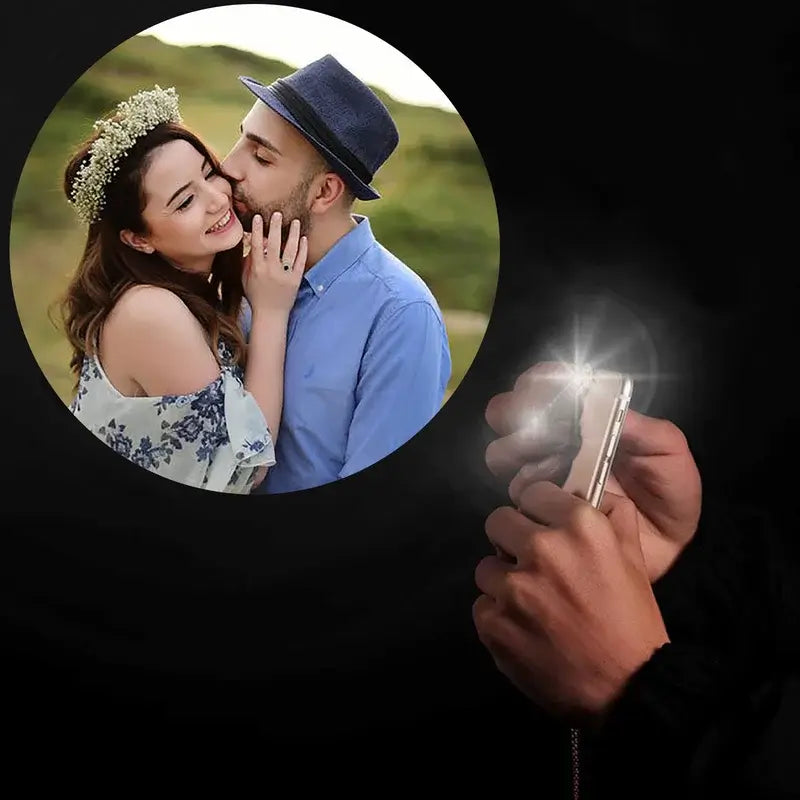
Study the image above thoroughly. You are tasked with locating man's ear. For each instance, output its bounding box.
[309,171,347,214]
[120,229,155,254]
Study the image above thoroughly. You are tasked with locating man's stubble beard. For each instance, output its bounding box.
[234,172,315,242]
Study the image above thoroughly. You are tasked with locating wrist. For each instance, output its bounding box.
[249,305,291,325]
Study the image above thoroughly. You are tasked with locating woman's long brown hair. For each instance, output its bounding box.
[58,120,247,389]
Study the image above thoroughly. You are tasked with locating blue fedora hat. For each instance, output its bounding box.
[239,55,399,201]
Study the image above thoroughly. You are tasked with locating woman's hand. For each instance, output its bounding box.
[243,211,307,315]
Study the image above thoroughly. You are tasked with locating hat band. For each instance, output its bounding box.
[266,78,373,187]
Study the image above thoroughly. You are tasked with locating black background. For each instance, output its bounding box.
[3,1,798,792]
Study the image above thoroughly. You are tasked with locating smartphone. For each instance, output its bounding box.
[561,368,634,508]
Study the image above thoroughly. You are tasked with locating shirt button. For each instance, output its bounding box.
[317,284,324,292]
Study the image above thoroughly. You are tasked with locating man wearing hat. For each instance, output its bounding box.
[222,55,452,494]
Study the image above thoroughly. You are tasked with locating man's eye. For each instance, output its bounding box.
[254,153,270,165]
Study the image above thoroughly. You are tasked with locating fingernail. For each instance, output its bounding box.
[273,211,281,219]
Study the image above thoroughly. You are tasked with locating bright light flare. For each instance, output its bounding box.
[565,362,594,392]
[540,299,676,415]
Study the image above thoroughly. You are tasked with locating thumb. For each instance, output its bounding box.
[599,490,644,566]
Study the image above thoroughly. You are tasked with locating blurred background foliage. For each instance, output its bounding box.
[10,34,499,404]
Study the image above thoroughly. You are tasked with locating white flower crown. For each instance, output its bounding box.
[69,85,182,225]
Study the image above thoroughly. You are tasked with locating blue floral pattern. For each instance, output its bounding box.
[69,338,274,493]
[70,357,102,414]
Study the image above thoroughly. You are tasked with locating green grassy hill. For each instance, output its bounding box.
[10,35,499,404]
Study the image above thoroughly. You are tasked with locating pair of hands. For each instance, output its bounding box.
[242,211,307,316]
[473,363,702,724]
[242,214,704,722]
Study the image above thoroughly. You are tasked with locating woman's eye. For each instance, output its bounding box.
[205,168,219,180]
[177,196,193,211]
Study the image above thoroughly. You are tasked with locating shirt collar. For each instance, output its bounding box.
[303,214,376,297]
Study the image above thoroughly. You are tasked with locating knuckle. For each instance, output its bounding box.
[484,506,512,540]
[471,596,483,620]
[504,570,533,611]
[473,557,484,585]
[515,481,536,512]
[484,392,503,419]
[471,596,495,635]
[567,501,596,532]
[484,439,510,475]
[517,479,549,511]
[517,537,539,566]
[664,420,689,450]
[473,557,493,592]
[533,532,559,569]
[507,473,529,507]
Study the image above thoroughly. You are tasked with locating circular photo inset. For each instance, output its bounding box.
[10,5,500,494]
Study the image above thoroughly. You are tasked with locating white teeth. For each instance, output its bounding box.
[207,210,231,233]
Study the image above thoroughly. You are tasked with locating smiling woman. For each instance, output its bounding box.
[55,85,307,493]
[117,139,243,272]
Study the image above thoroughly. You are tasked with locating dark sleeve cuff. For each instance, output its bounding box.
[588,644,796,798]
[597,497,774,743]
[600,642,740,745]
[584,499,781,795]
[580,642,749,798]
